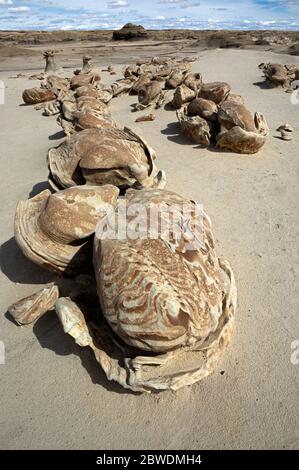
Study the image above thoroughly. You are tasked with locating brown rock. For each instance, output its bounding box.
[225,94,245,105]
[217,126,267,154]
[14,185,119,274]
[177,107,213,146]
[8,285,59,325]
[218,101,256,132]
[183,72,202,91]
[94,188,236,353]
[70,72,100,90]
[48,127,166,191]
[131,73,152,94]
[187,98,218,121]
[166,70,187,89]
[43,50,61,74]
[111,78,135,97]
[73,109,117,131]
[259,63,289,87]
[22,87,57,105]
[135,113,156,122]
[76,96,110,115]
[75,85,100,99]
[199,81,231,104]
[172,84,196,109]
[51,188,238,392]
[138,80,164,107]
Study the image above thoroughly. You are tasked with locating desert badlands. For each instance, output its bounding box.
[0,30,299,450]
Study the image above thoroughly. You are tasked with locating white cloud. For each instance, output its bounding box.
[158,0,188,3]
[158,0,200,4]
[157,0,201,7]
[60,24,74,30]
[259,20,277,25]
[210,7,229,11]
[8,6,30,12]
[0,0,298,31]
[107,0,129,8]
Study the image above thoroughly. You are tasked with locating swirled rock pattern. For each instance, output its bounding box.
[93,188,231,354]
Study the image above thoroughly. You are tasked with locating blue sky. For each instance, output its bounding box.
[0,0,298,30]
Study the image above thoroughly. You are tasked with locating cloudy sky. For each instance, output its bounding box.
[0,0,299,30]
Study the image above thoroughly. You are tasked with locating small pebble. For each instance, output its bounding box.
[135,113,156,123]
[277,123,293,132]
[280,130,293,141]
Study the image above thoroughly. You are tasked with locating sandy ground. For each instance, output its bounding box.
[0,47,299,450]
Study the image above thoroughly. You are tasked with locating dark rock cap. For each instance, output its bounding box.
[113,23,148,41]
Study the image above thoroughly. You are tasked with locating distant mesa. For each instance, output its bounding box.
[113,23,149,41]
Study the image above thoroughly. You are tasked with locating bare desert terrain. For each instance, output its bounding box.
[0,36,299,449]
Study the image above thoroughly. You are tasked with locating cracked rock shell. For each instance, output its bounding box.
[216,110,269,154]
[56,261,236,393]
[177,107,214,146]
[55,187,238,391]
[93,188,236,354]
[216,125,267,154]
[48,127,166,191]
[111,79,135,97]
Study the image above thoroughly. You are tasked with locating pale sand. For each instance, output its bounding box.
[0,48,298,450]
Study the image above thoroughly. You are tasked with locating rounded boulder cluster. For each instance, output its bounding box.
[9,52,238,393]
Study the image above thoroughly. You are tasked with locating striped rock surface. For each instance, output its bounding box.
[54,188,236,392]
[94,188,228,353]
[22,87,57,105]
[14,185,119,274]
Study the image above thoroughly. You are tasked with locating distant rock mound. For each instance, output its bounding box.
[287,42,299,56]
[113,23,148,41]
[206,33,254,49]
